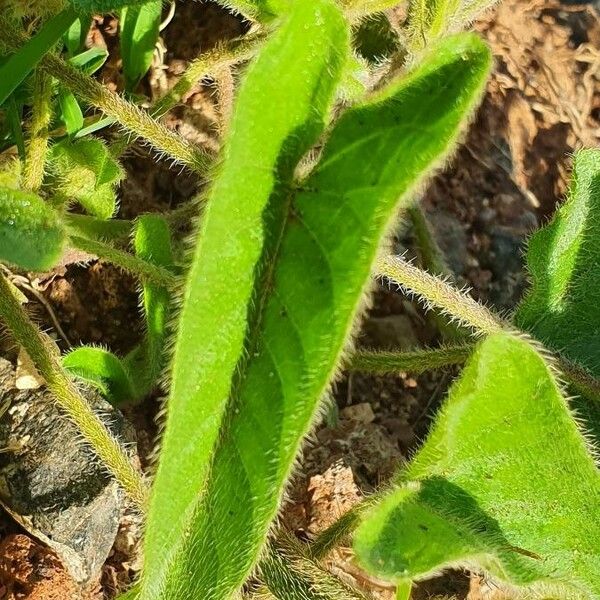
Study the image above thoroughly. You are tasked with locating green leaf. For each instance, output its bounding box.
[406,0,498,50]
[5,96,25,159]
[48,138,123,219]
[516,149,600,379]
[143,28,490,600]
[57,87,84,135]
[142,2,350,598]
[123,214,173,399]
[63,346,136,403]
[258,535,369,600]
[354,333,600,596]
[120,1,162,91]
[63,16,90,56]
[0,8,77,106]
[68,46,109,75]
[67,0,158,11]
[0,186,66,271]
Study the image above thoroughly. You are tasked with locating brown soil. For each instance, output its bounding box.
[2,0,599,598]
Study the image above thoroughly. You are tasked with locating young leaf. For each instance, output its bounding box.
[0,186,65,271]
[120,1,162,91]
[123,214,173,399]
[48,138,124,219]
[142,2,350,598]
[516,149,600,378]
[143,30,490,600]
[57,87,84,135]
[406,0,498,51]
[354,333,600,596]
[63,346,136,402]
[0,8,77,106]
[68,46,109,75]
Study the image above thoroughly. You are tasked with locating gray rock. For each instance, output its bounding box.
[362,314,419,350]
[0,358,135,585]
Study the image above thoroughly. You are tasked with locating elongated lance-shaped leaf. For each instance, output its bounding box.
[120,1,162,91]
[354,333,600,597]
[142,3,349,598]
[123,214,174,399]
[0,186,66,270]
[143,32,491,600]
[516,150,600,379]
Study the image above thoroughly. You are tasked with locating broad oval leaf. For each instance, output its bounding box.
[48,138,124,219]
[354,333,600,597]
[142,2,349,598]
[143,31,490,600]
[0,186,66,271]
[63,346,135,403]
[516,149,600,378]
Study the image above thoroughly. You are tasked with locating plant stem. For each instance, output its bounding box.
[151,36,259,118]
[0,15,208,174]
[396,580,413,600]
[0,273,149,509]
[408,205,448,276]
[377,255,504,335]
[22,68,52,192]
[377,254,600,403]
[69,235,177,288]
[350,344,473,375]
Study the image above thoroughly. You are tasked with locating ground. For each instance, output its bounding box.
[1,0,600,598]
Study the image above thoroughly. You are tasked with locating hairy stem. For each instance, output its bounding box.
[0,273,149,509]
[0,15,207,173]
[377,254,600,403]
[69,235,177,288]
[377,255,504,335]
[151,36,259,118]
[349,344,473,375]
[22,68,52,192]
[408,205,448,276]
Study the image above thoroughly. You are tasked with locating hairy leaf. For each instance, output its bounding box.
[48,138,123,219]
[144,29,490,600]
[516,149,600,378]
[0,186,65,270]
[67,0,157,11]
[354,334,600,597]
[63,346,135,402]
[120,1,162,91]
[0,8,77,106]
[123,214,173,399]
[143,4,349,598]
[406,0,498,50]
[258,535,368,600]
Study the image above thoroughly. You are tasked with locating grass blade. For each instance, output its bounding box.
[120,1,162,91]
[0,8,77,106]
